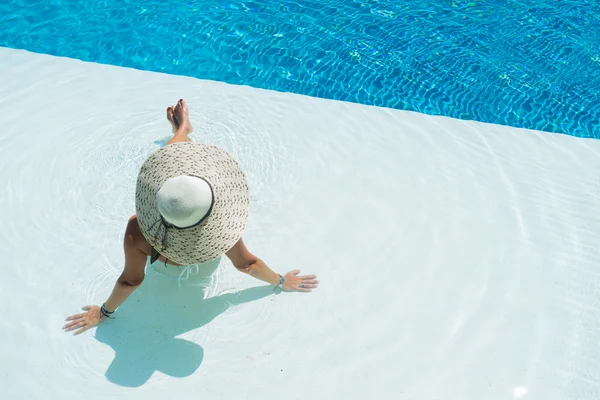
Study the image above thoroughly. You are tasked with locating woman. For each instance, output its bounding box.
[63,99,319,335]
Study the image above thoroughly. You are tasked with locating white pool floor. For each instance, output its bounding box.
[1,48,600,399]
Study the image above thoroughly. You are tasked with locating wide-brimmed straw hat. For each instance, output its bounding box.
[135,142,250,265]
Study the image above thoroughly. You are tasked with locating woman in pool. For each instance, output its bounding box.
[63,99,319,335]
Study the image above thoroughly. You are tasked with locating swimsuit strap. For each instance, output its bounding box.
[150,248,160,265]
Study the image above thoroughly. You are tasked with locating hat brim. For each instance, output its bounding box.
[136,142,250,265]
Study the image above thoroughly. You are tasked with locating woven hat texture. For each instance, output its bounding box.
[136,142,249,265]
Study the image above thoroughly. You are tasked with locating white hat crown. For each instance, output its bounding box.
[156,175,213,228]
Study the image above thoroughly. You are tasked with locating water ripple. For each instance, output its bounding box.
[1,0,599,137]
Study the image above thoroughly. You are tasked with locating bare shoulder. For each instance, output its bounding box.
[125,215,152,255]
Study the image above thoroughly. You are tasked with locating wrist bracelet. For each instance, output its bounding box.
[101,303,115,319]
[101,303,114,314]
[277,274,284,289]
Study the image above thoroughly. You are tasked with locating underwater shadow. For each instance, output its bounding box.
[153,136,171,147]
[95,258,274,387]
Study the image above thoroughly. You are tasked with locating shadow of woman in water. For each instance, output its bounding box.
[94,258,274,387]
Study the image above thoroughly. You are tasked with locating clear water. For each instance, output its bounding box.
[3,49,600,396]
[1,0,599,138]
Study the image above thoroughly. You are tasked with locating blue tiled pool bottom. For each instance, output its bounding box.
[1,0,599,138]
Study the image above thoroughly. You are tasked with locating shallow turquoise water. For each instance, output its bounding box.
[1,0,599,137]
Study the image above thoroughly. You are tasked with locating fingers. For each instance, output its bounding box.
[281,271,319,292]
[62,321,77,330]
[63,320,85,332]
[286,272,317,280]
[64,306,97,332]
[293,280,318,291]
[65,305,94,321]
[300,276,319,287]
[65,313,84,321]
[73,325,89,336]
[297,282,318,291]
[302,281,319,287]
[300,283,318,289]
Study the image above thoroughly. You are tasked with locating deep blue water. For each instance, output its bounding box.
[1,0,599,138]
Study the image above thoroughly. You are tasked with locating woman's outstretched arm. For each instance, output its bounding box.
[63,216,147,335]
[225,238,319,292]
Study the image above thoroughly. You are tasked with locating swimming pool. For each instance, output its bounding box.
[1,0,598,138]
[2,48,600,399]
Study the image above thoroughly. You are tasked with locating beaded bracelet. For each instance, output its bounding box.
[272,274,284,291]
[101,303,115,319]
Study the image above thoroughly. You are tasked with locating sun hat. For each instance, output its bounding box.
[135,142,250,265]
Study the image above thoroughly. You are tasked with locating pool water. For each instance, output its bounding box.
[1,0,599,138]
[3,49,600,398]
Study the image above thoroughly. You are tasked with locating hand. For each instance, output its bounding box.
[282,270,319,292]
[63,305,104,335]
